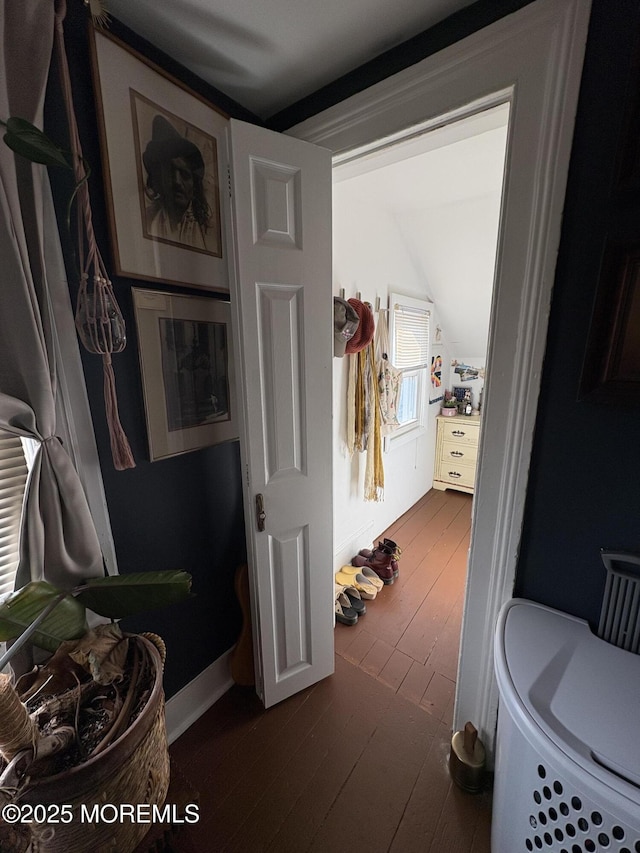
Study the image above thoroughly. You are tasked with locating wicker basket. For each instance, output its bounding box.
[14,634,170,853]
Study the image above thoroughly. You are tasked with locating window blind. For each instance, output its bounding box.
[392,301,430,370]
[0,431,28,597]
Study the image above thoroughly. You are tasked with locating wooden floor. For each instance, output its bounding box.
[168,489,492,853]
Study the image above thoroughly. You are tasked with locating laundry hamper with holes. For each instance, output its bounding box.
[493,599,640,853]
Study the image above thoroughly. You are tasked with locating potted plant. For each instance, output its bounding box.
[0,570,192,853]
[441,393,459,417]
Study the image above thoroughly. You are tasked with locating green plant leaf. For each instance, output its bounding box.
[74,571,193,619]
[0,581,87,652]
[3,117,72,169]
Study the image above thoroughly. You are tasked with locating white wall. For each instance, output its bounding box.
[396,192,502,355]
[332,188,439,568]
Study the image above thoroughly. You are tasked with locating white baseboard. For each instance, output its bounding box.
[334,520,374,571]
[165,646,235,744]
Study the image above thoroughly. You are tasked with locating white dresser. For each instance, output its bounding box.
[433,414,480,495]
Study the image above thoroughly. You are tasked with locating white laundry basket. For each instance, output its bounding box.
[492,599,640,853]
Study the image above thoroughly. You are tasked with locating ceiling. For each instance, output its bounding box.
[333,105,509,353]
[105,0,477,119]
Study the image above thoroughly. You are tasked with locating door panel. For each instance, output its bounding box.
[228,119,333,707]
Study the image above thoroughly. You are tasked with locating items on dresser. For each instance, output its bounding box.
[433,413,480,494]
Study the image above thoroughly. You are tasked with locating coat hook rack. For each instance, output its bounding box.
[356,291,362,301]
[375,296,380,312]
[339,287,345,299]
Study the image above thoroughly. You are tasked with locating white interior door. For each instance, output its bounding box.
[228,118,334,707]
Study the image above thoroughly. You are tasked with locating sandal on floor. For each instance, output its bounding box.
[335,568,377,600]
[335,583,366,615]
[335,590,358,625]
[338,564,383,593]
[357,566,385,591]
[342,585,366,616]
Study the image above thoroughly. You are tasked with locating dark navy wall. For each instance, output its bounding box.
[46,4,260,698]
[515,0,640,626]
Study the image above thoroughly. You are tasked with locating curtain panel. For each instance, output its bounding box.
[0,1,103,590]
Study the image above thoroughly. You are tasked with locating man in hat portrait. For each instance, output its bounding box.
[141,113,220,255]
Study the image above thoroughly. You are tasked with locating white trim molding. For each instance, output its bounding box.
[165,647,234,744]
[289,0,592,761]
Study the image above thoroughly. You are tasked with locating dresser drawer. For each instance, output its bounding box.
[436,461,476,489]
[440,420,479,446]
[441,440,478,466]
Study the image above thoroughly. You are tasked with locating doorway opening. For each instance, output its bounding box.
[331,102,510,715]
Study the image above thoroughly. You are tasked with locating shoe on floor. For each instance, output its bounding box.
[335,567,378,599]
[335,590,358,625]
[351,552,394,585]
[342,585,366,616]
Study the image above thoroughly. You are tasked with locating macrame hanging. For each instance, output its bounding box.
[53,0,135,470]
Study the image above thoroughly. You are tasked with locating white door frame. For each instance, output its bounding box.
[287,0,591,759]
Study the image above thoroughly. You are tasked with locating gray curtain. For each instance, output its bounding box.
[0,1,103,590]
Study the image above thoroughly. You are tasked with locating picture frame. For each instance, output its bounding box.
[132,288,238,461]
[89,28,229,291]
[579,242,640,402]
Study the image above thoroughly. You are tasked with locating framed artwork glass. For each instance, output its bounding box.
[132,288,238,460]
[90,28,229,291]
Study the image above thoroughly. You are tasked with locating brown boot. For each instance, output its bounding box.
[352,542,395,584]
[358,539,400,578]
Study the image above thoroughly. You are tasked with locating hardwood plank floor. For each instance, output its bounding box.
[168,489,492,853]
[337,488,472,727]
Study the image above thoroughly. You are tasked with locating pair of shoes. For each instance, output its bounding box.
[335,566,379,599]
[336,589,358,625]
[352,541,395,584]
[334,583,367,616]
[356,539,401,581]
[337,583,367,616]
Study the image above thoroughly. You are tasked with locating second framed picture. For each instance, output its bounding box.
[90,27,229,292]
[132,289,238,461]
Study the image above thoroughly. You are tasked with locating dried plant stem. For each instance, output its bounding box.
[0,674,37,761]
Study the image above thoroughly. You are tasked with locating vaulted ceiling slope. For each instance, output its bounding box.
[105,0,477,119]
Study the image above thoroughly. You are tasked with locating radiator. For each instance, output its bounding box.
[597,550,640,653]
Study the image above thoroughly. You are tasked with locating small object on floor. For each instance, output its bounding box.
[449,721,486,794]
[335,590,359,625]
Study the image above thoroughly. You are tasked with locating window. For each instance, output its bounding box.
[0,431,28,597]
[388,292,431,446]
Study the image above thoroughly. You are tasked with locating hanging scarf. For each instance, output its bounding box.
[346,338,384,500]
[363,339,384,501]
[346,354,357,455]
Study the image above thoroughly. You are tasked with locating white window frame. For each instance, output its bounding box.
[386,292,432,451]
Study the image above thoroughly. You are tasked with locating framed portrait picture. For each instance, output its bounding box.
[132,288,238,461]
[90,28,229,291]
[579,242,640,402]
